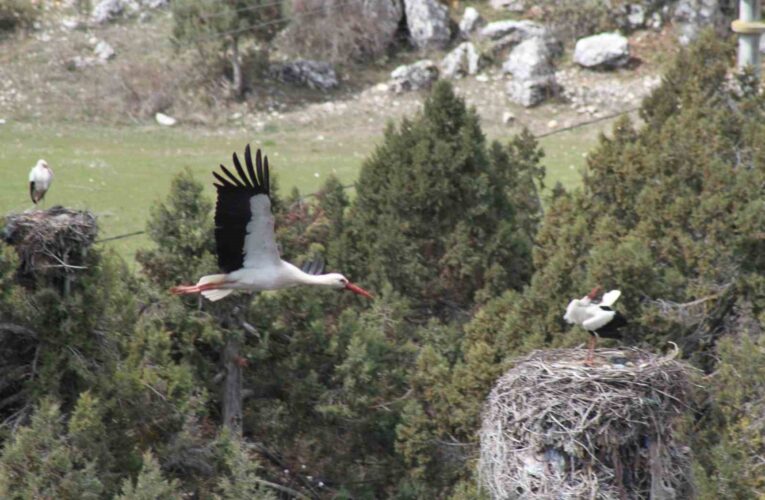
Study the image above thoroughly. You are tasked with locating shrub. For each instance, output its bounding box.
[276,0,402,63]
[0,0,38,33]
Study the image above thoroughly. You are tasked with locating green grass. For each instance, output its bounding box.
[0,117,611,265]
[0,121,370,266]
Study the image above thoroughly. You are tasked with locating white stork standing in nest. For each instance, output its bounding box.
[564,286,626,365]
[29,159,53,206]
[171,145,373,302]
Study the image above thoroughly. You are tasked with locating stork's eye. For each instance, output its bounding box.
[340,278,348,285]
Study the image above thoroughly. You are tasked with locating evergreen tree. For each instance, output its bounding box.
[344,80,540,319]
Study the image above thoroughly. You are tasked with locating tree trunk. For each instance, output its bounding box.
[230,35,244,99]
[222,335,242,436]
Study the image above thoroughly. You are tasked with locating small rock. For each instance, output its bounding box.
[573,32,630,69]
[490,0,525,11]
[61,18,83,30]
[94,41,115,62]
[459,7,484,36]
[390,60,439,93]
[626,4,646,29]
[404,0,452,50]
[230,112,242,120]
[91,0,126,24]
[502,111,515,124]
[0,118,6,125]
[155,112,176,126]
[476,73,489,82]
[374,82,390,92]
[547,119,558,128]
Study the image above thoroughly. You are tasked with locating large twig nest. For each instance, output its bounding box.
[2,207,97,284]
[479,348,698,500]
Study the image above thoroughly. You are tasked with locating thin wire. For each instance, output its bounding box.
[186,0,357,43]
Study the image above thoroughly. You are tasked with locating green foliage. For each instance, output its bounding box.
[0,399,103,499]
[0,0,39,34]
[214,434,276,499]
[345,80,540,317]
[116,451,181,500]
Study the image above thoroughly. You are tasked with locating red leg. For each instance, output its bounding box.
[585,335,596,366]
[170,282,220,295]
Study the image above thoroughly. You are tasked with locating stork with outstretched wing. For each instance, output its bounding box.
[171,145,372,302]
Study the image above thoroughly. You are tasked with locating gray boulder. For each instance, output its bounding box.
[441,42,482,79]
[573,32,630,69]
[502,37,552,79]
[390,60,439,93]
[404,0,452,50]
[672,0,723,46]
[503,37,556,107]
[270,60,339,91]
[479,19,546,41]
[459,6,484,36]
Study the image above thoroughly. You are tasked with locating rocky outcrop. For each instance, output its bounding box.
[573,32,630,69]
[441,42,482,79]
[404,0,452,50]
[390,60,439,93]
[91,0,128,24]
[478,19,555,59]
[269,60,339,91]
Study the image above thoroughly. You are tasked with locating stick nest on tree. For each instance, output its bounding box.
[479,348,699,500]
[2,207,98,283]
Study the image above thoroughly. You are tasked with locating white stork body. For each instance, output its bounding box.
[564,288,625,364]
[171,145,372,302]
[28,160,53,205]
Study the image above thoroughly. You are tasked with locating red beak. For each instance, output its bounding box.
[345,282,373,299]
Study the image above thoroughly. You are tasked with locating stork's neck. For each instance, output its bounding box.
[283,262,336,287]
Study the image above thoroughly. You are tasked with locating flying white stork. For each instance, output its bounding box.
[29,159,53,205]
[170,145,373,302]
[564,286,626,365]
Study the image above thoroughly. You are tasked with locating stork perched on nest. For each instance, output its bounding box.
[171,145,373,302]
[29,160,53,205]
[564,287,627,365]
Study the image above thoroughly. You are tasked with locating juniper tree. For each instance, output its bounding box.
[343,80,540,319]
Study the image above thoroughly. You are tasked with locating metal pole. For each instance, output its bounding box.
[735,0,763,77]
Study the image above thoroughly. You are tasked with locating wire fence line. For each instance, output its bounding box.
[96,106,639,245]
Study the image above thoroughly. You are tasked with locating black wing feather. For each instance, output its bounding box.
[232,153,253,189]
[29,182,36,204]
[213,145,271,272]
[595,312,627,339]
[246,145,259,189]
[219,165,244,187]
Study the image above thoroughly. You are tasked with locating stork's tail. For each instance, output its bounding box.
[170,274,234,301]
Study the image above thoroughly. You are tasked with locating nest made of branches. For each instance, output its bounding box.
[479,348,699,500]
[2,207,98,283]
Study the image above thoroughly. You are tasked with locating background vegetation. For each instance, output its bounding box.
[3,28,765,499]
